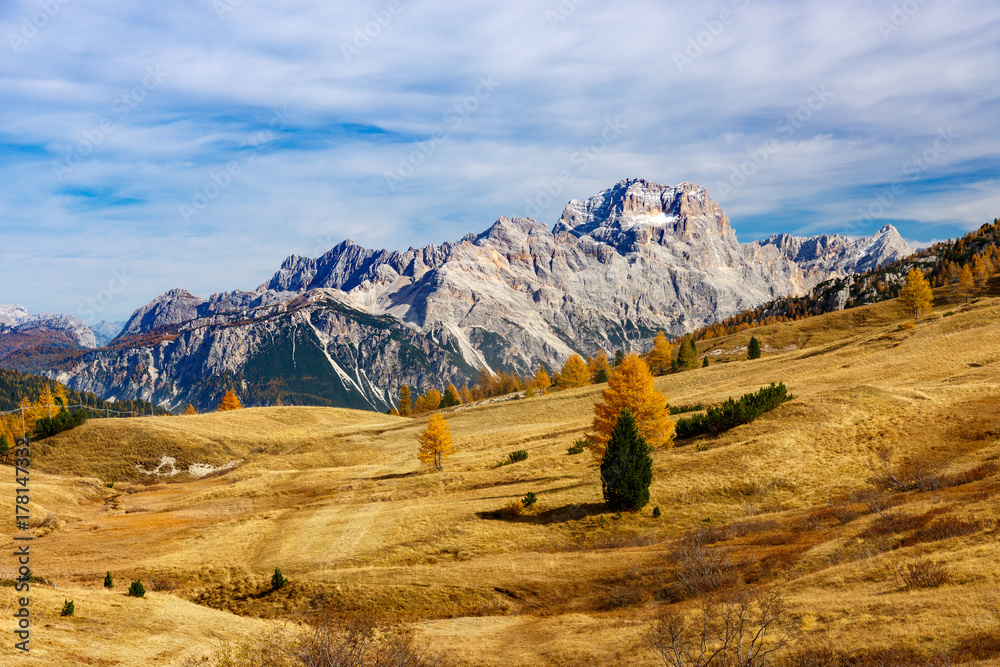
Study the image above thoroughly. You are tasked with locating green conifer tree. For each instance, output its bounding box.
[600,409,653,512]
[104,571,114,589]
[676,338,695,370]
[747,336,762,360]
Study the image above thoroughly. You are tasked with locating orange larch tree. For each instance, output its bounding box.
[217,389,243,411]
[588,353,674,459]
[417,413,454,471]
[558,354,590,389]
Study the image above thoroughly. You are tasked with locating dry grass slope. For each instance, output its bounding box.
[2,287,999,665]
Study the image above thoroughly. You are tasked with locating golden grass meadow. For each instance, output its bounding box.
[2,286,999,665]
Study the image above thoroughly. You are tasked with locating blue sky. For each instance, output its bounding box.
[2,0,999,322]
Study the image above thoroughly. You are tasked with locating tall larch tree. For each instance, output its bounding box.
[37,384,54,418]
[973,254,992,293]
[588,352,674,459]
[958,265,975,302]
[417,413,454,471]
[531,366,551,393]
[414,388,442,414]
[184,404,196,415]
[675,337,696,370]
[558,354,590,389]
[587,350,611,384]
[899,267,933,320]
[218,389,243,411]
[442,383,462,408]
[398,385,413,417]
[646,331,673,376]
[458,384,473,405]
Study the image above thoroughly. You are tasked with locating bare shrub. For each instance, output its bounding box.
[605,559,654,609]
[665,540,740,599]
[896,559,950,590]
[649,586,791,667]
[867,447,943,492]
[825,501,860,525]
[686,525,729,546]
[213,613,447,667]
[606,584,652,609]
[148,573,178,592]
[283,612,444,667]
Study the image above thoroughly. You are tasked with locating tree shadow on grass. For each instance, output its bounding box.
[369,471,421,481]
[476,502,606,524]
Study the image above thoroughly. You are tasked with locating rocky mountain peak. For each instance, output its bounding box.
[120,288,207,337]
[552,178,735,254]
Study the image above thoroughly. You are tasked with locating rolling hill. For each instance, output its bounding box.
[2,283,998,665]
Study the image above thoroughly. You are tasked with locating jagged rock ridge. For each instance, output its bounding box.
[10,179,913,412]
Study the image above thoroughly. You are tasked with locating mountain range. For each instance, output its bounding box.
[0,179,912,412]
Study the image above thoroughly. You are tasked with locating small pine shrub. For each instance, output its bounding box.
[34,407,88,439]
[652,506,661,518]
[103,572,114,589]
[499,450,528,466]
[702,357,709,368]
[567,440,586,455]
[675,383,791,439]
[944,310,956,317]
[61,599,74,616]
[271,568,289,590]
[104,481,114,488]
[696,443,709,452]
[127,580,145,598]
[668,404,704,415]
[521,492,537,507]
